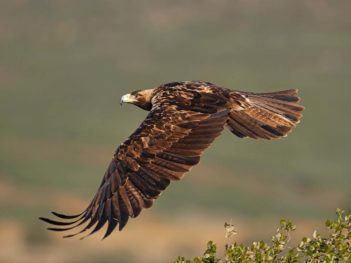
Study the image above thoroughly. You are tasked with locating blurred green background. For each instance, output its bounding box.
[1,0,350,262]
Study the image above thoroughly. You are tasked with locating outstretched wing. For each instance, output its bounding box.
[40,89,229,239]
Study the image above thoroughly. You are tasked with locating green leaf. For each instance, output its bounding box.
[175,209,351,263]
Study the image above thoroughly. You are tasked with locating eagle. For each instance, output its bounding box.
[40,81,304,239]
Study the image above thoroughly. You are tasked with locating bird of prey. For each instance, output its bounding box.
[40,81,304,239]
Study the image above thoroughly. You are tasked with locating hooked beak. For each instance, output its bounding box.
[120,94,137,106]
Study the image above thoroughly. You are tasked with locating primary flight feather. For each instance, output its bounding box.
[40,81,304,239]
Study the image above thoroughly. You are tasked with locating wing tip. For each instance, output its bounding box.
[51,211,83,219]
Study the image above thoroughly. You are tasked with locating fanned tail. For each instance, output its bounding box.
[227,89,304,140]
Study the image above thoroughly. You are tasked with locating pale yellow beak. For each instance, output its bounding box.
[120,93,137,106]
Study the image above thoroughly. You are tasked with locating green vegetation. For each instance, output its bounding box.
[175,209,351,262]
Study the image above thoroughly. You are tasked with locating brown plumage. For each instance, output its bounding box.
[40,81,304,239]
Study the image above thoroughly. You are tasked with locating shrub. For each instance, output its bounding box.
[175,209,351,263]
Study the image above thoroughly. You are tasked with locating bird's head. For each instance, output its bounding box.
[120,89,155,111]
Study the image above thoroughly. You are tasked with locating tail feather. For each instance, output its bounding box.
[227,89,304,140]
